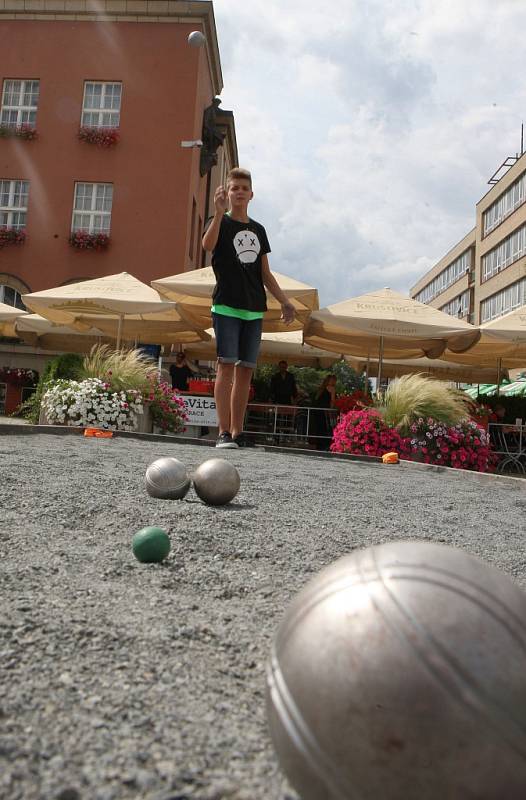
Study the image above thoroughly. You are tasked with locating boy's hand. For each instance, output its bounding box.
[280,301,295,325]
[214,186,228,214]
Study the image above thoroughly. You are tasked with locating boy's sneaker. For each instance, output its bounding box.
[215,431,238,449]
[233,433,255,448]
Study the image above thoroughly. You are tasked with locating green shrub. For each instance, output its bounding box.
[16,352,84,422]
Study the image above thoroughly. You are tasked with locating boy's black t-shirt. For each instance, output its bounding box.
[210,214,270,311]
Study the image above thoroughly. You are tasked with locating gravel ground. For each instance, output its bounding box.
[1,432,526,800]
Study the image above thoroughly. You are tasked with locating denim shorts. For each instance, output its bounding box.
[212,312,263,369]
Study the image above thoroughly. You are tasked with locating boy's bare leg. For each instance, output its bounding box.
[230,365,253,439]
[214,362,235,433]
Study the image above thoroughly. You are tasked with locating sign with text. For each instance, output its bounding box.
[181,394,218,427]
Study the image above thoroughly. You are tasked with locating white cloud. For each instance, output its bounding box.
[215,0,526,305]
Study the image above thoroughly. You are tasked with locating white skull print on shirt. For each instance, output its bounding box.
[233,229,261,265]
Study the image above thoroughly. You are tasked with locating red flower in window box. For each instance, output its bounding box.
[0,227,26,248]
[69,231,110,251]
[0,367,38,386]
[0,124,38,141]
[78,126,120,147]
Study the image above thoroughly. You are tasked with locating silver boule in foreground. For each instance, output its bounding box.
[145,457,191,500]
[192,458,240,506]
[266,540,526,800]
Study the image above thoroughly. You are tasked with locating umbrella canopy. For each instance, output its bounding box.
[22,272,179,349]
[0,301,27,337]
[303,288,480,386]
[15,314,115,354]
[462,382,511,398]
[346,355,507,385]
[499,379,526,396]
[441,306,526,368]
[81,308,210,346]
[151,267,319,333]
[182,329,341,367]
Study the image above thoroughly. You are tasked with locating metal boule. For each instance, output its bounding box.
[266,540,526,800]
[192,458,240,506]
[145,457,191,500]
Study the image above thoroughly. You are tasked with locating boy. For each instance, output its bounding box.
[202,167,295,448]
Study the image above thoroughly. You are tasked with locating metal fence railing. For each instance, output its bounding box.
[488,422,526,473]
[243,402,340,448]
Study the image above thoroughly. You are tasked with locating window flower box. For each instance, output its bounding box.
[78,126,120,147]
[0,227,26,248]
[0,124,38,141]
[0,367,38,387]
[68,231,110,251]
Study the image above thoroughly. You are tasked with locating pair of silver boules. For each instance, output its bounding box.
[145,456,240,506]
[266,540,526,800]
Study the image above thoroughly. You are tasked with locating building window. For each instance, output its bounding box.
[414,249,471,305]
[440,290,470,319]
[81,82,121,128]
[481,222,526,282]
[480,277,526,323]
[0,284,25,309]
[0,80,39,128]
[483,171,526,236]
[71,182,113,233]
[0,180,29,229]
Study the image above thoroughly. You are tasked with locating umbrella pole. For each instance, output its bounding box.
[365,355,370,395]
[116,314,124,351]
[496,357,502,396]
[377,336,384,397]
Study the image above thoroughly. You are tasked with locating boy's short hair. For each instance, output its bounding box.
[226,167,252,187]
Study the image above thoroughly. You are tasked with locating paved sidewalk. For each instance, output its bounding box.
[0,415,29,425]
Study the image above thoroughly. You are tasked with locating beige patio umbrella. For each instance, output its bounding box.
[15,314,115,354]
[84,308,211,346]
[303,287,480,388]
[346,355,508,385]
[439,306,526,392]
[151,266,319,333]
[0,301,27,337]
[21,272,198,349]
[184,329,341,367]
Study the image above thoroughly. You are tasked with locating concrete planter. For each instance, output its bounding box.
[38,405,152,433]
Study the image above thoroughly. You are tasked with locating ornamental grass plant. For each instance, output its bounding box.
[378,374,471,434]
[81,345,156,394]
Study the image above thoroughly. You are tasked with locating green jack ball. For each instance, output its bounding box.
[132,527,171,563]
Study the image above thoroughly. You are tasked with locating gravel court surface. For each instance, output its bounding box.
[1,433,526,800]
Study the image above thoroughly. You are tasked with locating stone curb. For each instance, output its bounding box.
[1,423,524,489]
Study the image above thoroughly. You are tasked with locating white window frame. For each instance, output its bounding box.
[81,82,122,129]
[483,171,526,236]
[0,79,39,128]
[414,250,471,305]
[0,284,25,309]
[481,222,526,282]
[480,277,526,323]
[71,182,113,234]
[0,179,29,229]
[440,290,470,319]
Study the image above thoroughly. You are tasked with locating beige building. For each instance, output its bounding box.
[410,149,526,328]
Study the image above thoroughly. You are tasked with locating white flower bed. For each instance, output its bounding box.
[42,378,143,431]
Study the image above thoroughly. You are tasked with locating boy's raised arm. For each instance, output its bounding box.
[202,186,228,251]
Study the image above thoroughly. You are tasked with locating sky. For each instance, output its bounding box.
[213,0,526,307]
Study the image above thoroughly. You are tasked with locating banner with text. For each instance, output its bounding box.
[181,395,218,427]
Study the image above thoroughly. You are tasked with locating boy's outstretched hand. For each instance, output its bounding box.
[214,185,228,214]
[281,300,295,325]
